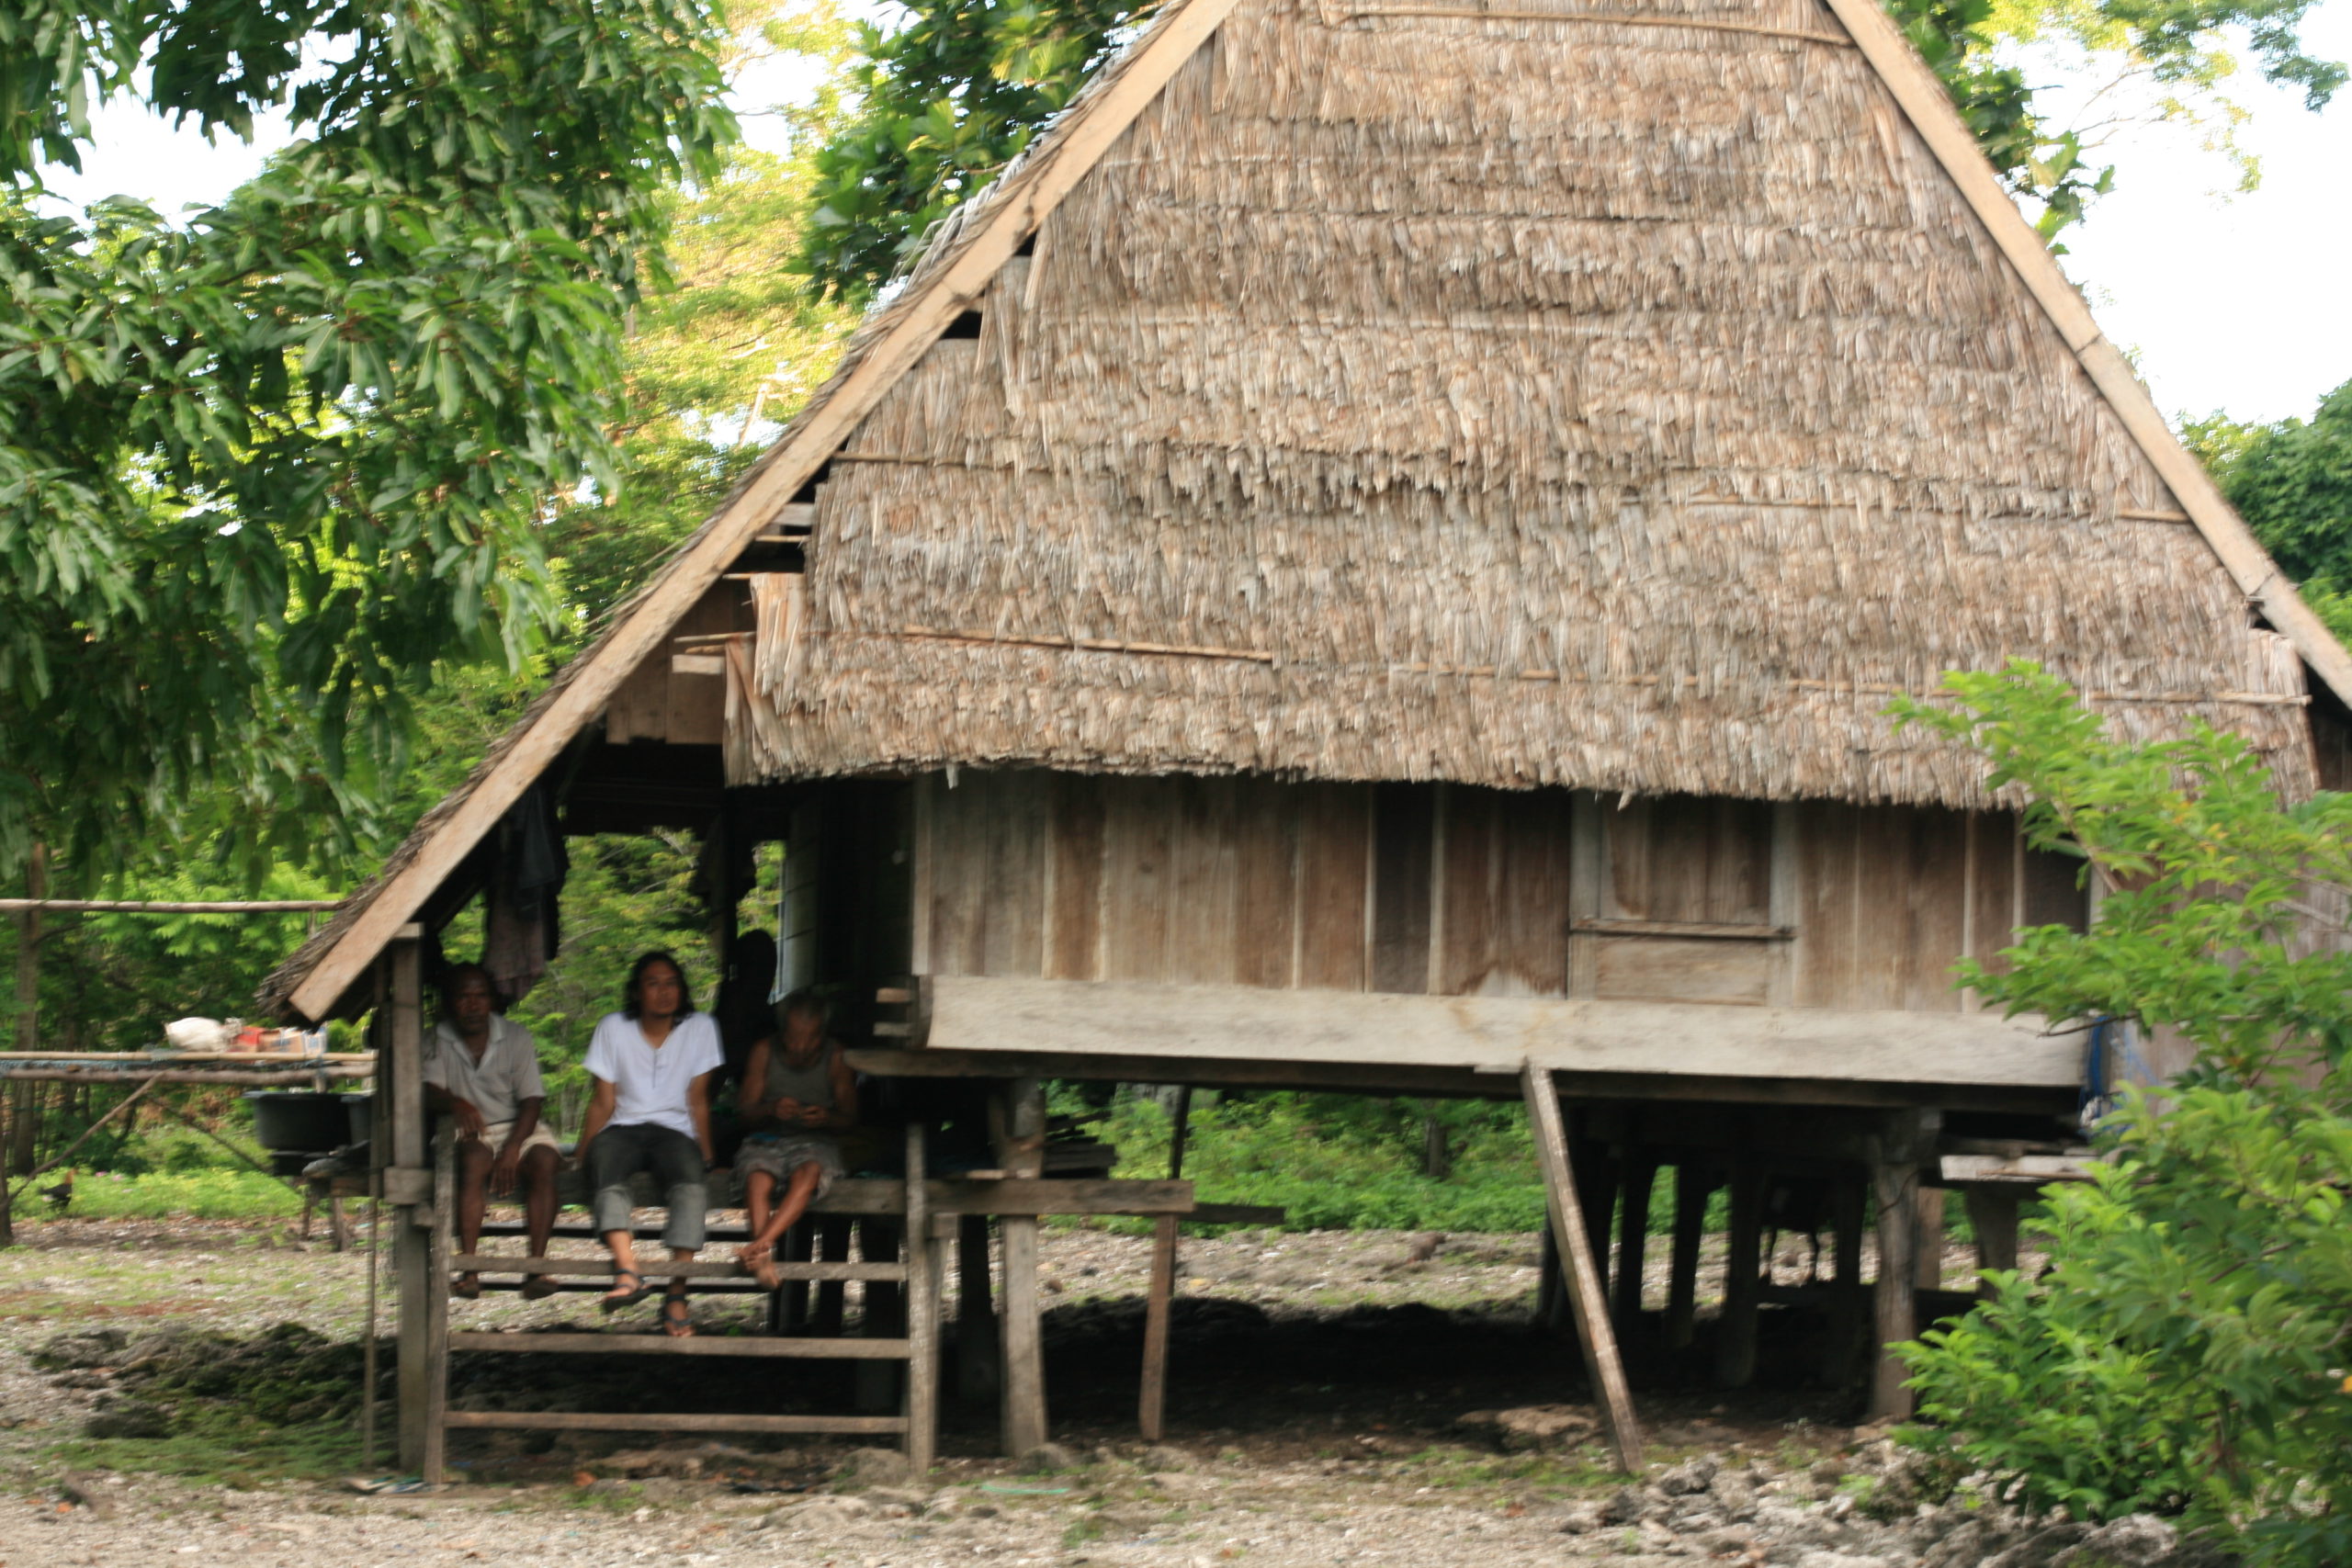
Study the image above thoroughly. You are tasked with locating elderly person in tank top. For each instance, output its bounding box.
[576,952,723,1337]
[733,990,859,1292]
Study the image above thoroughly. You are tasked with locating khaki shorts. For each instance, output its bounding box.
[472,1120,563,1157]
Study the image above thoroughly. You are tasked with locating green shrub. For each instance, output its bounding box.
[1892,666,2352,1565]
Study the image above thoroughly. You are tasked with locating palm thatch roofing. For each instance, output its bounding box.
[263,0,2351,1021]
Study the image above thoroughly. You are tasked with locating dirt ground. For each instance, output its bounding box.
[0,1214,2060,1568]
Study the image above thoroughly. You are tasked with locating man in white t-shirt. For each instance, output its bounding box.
[425,964,561,1301]
[577,951,723,1337]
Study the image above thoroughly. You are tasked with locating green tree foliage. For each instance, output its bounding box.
[795,0,2343,300]
[0,0,737,884]
[795,0,1149,301]
[1890,665,2352,1564]
[2185,377,2352,645]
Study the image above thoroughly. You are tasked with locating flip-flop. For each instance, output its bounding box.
[449,1274,481,1301]
[660,1292,695,1337]
[521,1272,561,1301]
[600,1268,650,1313]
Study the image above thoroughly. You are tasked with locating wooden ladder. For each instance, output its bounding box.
[413,1124,943,1480]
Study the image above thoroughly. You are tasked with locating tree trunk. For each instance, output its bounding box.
[1421,1113,1450,1179]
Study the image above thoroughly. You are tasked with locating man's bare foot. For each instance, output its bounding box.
[450,1272,481,1300]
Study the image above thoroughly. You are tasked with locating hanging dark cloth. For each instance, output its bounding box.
[481,782,568,1006]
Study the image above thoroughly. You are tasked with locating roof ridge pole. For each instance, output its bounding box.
[1521,1062,1645,1472]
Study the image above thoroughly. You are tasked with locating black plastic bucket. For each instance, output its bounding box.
[243,1091,359,1152]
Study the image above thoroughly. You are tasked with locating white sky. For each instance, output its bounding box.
[34,2,2352,426]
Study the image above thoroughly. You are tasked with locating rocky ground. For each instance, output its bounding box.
[0,1215,2211,1568]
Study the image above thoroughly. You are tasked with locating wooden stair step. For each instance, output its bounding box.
[450,1254,905,1282]
[451,1331,911,1359]
[446,1410,906,1436]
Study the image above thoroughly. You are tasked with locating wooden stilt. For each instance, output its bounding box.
[1713,1159,1764,1389]
[1613,1155,1656,1337]
[422,1131,452,1483]
[1823,1173,1868,1389]
[1573,1142,1619,1305]
[1963,1188,2019,1298]
[1536,1219,1563,1329]
[998,1078,1049,1458]
[1870,1114,1928,1420]
[903,1125,939,1473]
[1521,1065,1644,1473]
[1138,1212,1179,1438]
[1912,1187,1947,1292]
[388,931,431,1473]
[1664,1164,1710,1350]
[956,1214,1000,1401]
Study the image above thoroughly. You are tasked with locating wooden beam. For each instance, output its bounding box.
[1912,1187,1947,1293]
[845,1045,2074,1115]
[446,1411,907,1436]
[422,1134,453,1483]
[447,1255,907,1281]
[449,1332,912,1359]
[281,0,1248,1024]
[1815,0,2352,708]
[1825,1176,1869,1389]
[1521,1065,1644,1472]
[911,976,2083,1089]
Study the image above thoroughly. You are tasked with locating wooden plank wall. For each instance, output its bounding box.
[915,773,2084,1016]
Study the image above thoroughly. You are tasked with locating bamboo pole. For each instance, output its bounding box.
[0,899,342,913]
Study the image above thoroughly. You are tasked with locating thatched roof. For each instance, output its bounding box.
[262,0,2349,1021]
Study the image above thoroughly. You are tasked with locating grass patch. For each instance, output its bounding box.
[48,1413,361,1487]
[28,1168,302,1222]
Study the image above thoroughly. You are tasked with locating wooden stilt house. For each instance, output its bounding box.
[264,0,2352,1475]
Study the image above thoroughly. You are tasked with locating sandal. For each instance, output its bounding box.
[600,1268,650,1313]
[449,1273,481,1301]
[660,1292,695,1337]
[521,1270,561,1302]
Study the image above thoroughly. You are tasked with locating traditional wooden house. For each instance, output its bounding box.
[264,0,2352,1476]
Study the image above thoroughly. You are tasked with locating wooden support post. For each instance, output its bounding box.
[998,1077,1049,1458]
[776,1221,816,1330]
[956,1214,1000,1401]
[1870,1112,1932,1421]
[422,1130,452,1483]
[1613,1154,1656,1338]
[1573,1142,1619,1306]
[389,931,431,1473]
[903,1124,938,1473]
[1521,1065,1644,1473]
[1536,1219,1563,1329]
[1138,1212,1179,1439]
[1824,1173,1868,1390]
[1912,1187,1947,1292]
[1713,1159,1765,1389]
[1664,1164,1710,1351]
[1964,1189,2019,1298]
